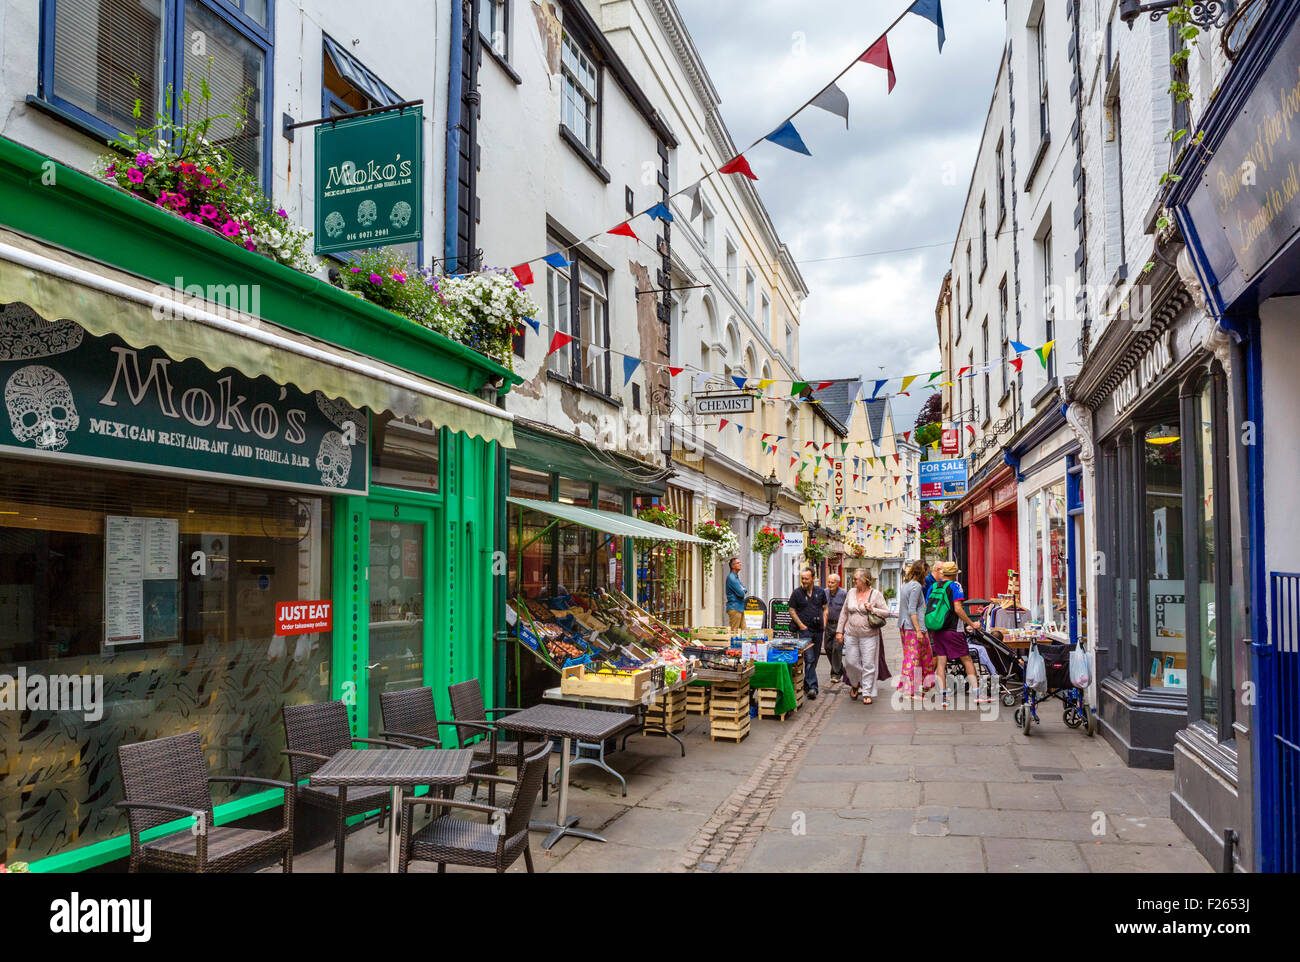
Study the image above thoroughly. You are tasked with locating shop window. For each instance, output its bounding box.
[1143,420,1185,690]
[0,458,330,864]
[480,0,509,60]
[1118,433,1139,682]
[560,29,599,158]
[44,0,272,184]
[507,465,553,600]
[370,416,440,493]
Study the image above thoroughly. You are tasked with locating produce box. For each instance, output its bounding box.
[690,627,734,648]
[560,664,653,701]
[740,642,768,662]
[766,645,800,664]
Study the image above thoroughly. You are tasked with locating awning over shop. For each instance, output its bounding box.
[507,497,706,544]
[0,228,514,448]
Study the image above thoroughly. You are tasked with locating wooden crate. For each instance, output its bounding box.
[560,665,653,701]
[685,686,710,715]
[644,690,687,734]
[710,714,751,742]
[757,688,792,721]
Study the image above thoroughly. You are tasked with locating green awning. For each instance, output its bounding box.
[0,227,514,448]
[507,497,706,544]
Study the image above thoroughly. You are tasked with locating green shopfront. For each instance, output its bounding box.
[0,135,516,871]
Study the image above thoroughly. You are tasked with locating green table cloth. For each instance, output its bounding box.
[750,662,798,714]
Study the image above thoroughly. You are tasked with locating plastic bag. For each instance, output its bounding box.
[1069,647,1092,688]
[1025,646,1048,695]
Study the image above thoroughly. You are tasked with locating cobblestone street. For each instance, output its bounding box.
[292,625,1211,874]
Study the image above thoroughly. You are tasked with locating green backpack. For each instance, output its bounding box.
[924,581,959,632]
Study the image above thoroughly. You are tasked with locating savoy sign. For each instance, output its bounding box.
[0,311,368,494]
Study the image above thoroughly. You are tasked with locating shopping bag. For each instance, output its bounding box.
[1069,647,1092,688]
[1025,646,1048,695]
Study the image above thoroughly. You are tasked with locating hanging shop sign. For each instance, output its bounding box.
[781,533,804,554]
[832,458,846,508]
[314,107,424,254]
[941,427,960,455]
[695,392,756,415]
[0,316,369,495]
[1111,333,1174,418]
[918,458,968,501]
[1200,24,1300,283]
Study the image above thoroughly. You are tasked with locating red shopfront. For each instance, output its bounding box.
[955,467,1018,600]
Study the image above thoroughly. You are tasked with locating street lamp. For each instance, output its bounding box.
[1119,0,1233,30]
[746,471,784,536]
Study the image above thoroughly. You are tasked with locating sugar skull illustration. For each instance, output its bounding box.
[5,365,80,451]
[389,201,412,228]
[315,430,352,487]
[357,200,378,227]
[324,211,346,238]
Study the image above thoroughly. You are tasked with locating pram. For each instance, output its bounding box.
[1014,637,1098,737]
[966,624,1025,706]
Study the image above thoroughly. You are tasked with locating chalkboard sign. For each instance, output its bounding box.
[769,598,794,639]
[744,596,766,630]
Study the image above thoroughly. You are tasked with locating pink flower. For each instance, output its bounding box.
[220,221,241,237]
[126,168,144,185]
[200,204,220,221]
[244,239,256,251]
[368,273,383,285]
[350,267,361,273]
[197,174,212,188]
[135,152,154,167]
[179,162,197,177]
[392,272,406,284]
[277,208,287,218]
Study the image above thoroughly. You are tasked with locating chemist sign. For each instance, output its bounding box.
[315,107,424,253]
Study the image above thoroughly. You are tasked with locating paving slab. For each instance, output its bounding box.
[870,743,955,765]
[983,837,1088,873]
[796,763,913,783]
[599,806,709,850]
[1080,843,1212,873]
[985,782,1064,811]
[850,781,924,809]
[858,835,986,872]
[946,807,1107,842]
[782,780,858,810]
[922,781,989,808]
[549,840,683,873]
[740,833,865,872]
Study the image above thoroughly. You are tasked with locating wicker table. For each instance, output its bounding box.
[543,676,692,776]
[310,748,474,872]
[496,704,636,850]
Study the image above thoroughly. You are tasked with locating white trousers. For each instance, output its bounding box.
[843,633,880,697]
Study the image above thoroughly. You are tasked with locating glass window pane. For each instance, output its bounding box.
[1143,422,1186,689]
[367,520,424,735]
[370,417,440,493]
[53,0,166,134]
[1047,482,1067,629]
[184,0,266,179]
[1195,381,1218,725]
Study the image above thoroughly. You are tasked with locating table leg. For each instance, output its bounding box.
[527,735,608,849]
[388,785,403,873]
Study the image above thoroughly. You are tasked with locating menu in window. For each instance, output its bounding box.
[143,517,179,580]
[105,515,179,645]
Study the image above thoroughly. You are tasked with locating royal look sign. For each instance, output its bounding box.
[314,108,424,254]
[0,313,368,495]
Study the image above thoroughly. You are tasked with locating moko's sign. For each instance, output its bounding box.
[315,108,423,254]
[0,313,368,495]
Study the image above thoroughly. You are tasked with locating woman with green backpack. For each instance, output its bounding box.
[925,561,984,705]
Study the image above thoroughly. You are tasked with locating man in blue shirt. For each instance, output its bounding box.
[789,568,829,699]
[725,557,747,631]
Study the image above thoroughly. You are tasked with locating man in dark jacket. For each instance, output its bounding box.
[823,572,847,684]
[789,568,829,699]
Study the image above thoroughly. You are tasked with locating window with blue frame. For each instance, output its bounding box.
[40,0,272,184]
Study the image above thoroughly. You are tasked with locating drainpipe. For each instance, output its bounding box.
[444,0,465,271]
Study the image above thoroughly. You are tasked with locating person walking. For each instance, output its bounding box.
[897,559,937,700]
[925,561,983,705]
[836,569,891,704]
[788,568,828,700]
[725,557,748,632]
[824,573,847,684]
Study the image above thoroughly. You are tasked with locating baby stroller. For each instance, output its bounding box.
[1014,637,1098,737]
[966,625,1025,707]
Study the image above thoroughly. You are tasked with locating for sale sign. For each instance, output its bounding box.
[276,601,333,636]
[918,459,968,502]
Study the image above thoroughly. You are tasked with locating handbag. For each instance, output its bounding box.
[866,590,887,629]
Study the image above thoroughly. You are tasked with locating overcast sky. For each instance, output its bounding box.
[675,0,1007,431]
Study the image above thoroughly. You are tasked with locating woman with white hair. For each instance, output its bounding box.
[835,568,891,704]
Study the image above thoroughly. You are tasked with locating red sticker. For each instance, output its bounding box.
[276,601,333,636]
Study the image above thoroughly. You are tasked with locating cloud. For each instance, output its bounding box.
[676,0,1006,430]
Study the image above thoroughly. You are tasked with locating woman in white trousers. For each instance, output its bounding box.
[836,569,891,704]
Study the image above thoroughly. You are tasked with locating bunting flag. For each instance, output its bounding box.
[668,366,684,377]
[646,202,674,223]
[957,366,971,378]
[791,382,810,397]
[695,372,712,393]
[860,36,896,93]
[719,419,729,431]
[1011,357,1024,373]
[686,183,703,221]
[1010,340,1031,355]
[928,370,943,382]
[542,252,571,269]
[815,381,835,391]
[908,0,946,52]
[732,376,748,390]
[965,424,976,437]
[511,263,535,286]
[547,331,574,355]
[522,316,540,334]
[765,120,812,156]
[608,223,639,241]
[623,356,642,385]
[810,82,851,127]
[759,378,775,390]
[719,155,758,180]
[1037,341,1056,368]
[900,374,918,394]
[870,379,888,400]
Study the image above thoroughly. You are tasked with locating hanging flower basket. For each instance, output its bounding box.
[753,525,782,583]
[694,519,740,580]
[804,536,831,565]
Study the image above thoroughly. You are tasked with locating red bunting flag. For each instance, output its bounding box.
[1011,357,1024,372]
[719,155,758,180]
[814,381,834,391]
[668,366,684,377]
[903,431,912,443]
[608,223,639,241]
[547,331,574,355]
[893,453,900,464]
[719,419,729,431]
[511,263,535,286]
[790,457,798,467]
[966,425,976,436]
[957,365,971,378]
[860,36,897,93]
[822,441,833,450]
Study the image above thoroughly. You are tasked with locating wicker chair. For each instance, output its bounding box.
[398,743,550,873]
[117,730,294,873]
[281,700,414,874]
[379,686,500,799]
[447,679,550,805]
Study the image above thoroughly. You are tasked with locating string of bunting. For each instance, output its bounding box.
[503,1,949,292]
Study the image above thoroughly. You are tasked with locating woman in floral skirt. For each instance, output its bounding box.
[897,560,937,699]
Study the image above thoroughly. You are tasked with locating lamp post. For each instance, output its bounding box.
[1118,0,1234,29]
